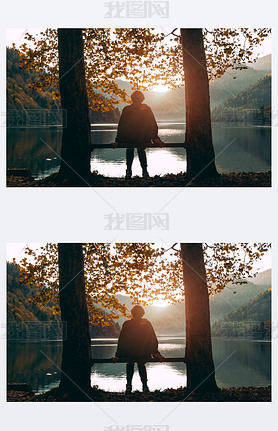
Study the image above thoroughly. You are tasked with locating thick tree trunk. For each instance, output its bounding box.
[181,29,219,179]
[58,243,91,397]
[58,29,91,181]
[180,243,218,392]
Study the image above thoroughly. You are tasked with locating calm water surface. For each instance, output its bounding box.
[7,123,271,179]
[7,337,271,394]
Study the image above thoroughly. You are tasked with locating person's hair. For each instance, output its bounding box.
[131,90,145,103]
[131,305,145,318]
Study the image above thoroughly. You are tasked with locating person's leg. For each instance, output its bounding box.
[137,149,149,178]
[126,362,134,393]
[138,362,149,392]
[126,148,134,178]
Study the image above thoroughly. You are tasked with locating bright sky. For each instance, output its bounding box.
[6,243,43,262]
[7,243,271,308]
[6,28,272,94]
[7,27,272,56]
[7,242,272,270]
[6,28,41,47]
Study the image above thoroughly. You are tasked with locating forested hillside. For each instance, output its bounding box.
[115,58,271,121]
[7,47,271,126]
[209,273,270,323]
[115,271,271,335]
[211,289,271,339]
[211,74,271,124]
[7,260,271,339]
[7,262,120,340]
[6,48,120,126]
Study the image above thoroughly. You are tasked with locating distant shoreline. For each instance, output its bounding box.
[7,335,272,343]
[6,121,272,129]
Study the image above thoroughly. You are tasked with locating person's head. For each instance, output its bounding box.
[131,90,145,104]
[131,305,145,318]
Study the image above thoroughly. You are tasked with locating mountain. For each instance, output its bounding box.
[209,276,270,323]
[251,54,271,72]
[211,74,271,124]
[7,261,271,339]
[115,270,271,334]
[211,289,271,339]
[7,262,120,340]
[7,262,61,338]
[218,288,271,322]
[7,48,61,116]
[249,268,271,285]
[115,55,271,121]
[115,295,186,336]
[6,48,120,126]
[114,79,186,121]
[209,64,269,109]
[7,47,271,124]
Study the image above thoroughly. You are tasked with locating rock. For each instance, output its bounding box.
[7,168,34,178]
[7,383,33,392]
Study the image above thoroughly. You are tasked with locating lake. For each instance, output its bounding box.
[7,123,271,179]
[7,337,271,394]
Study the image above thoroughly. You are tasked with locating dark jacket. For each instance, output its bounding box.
[116,317,159,360]
[116,103,158,146]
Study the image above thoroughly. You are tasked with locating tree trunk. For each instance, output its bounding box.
[180,243,218,392]
[58,243,91,398]
[181,29,219,179]
[58,29,91,181]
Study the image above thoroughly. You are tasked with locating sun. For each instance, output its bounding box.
[151,84,170,93]
[152,298,169,307]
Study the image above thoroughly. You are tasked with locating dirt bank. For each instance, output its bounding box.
[7,385,271,402]
[7,171,271,187]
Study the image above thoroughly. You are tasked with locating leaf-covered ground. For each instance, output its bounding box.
[6,171,271,187]
[7,386,271,402]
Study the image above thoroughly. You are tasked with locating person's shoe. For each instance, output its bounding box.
[125,385,132,394]
[142,384,149,394]
[142,169,149,179]
[125,170,132,180]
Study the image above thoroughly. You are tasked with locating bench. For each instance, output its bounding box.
[90,142,186,150]
[91,357,187,365]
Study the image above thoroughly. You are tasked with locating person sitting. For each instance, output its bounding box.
[112,90,164,179]
[113,305,165,394]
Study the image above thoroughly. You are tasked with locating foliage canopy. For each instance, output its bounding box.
[16,242,271,325]
[16,28,271,111]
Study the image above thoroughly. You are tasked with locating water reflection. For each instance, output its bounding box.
[7,337,271,394]
[213,339,271,388]
[213,126,271,173]
[7,341,63,394]
[7,123,271,179]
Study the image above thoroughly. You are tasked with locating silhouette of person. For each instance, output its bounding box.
[113,305,165,394]
[112,91,164,179]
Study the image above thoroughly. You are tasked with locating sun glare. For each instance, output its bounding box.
[152,298,169,307]
[151,84,169,93]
